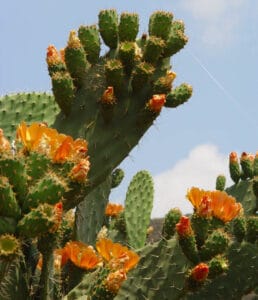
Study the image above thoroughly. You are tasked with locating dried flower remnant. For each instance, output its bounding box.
[101,87,116,104]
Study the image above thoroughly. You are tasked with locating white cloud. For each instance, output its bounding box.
[152,144,232,218]
[180,0,245,48]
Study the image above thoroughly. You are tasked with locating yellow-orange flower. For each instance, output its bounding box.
[46,45,63,66]
[96,238,139,272]
[63,241,100,270]
[105,203,124,217]
[210,190,242,222]
[187,187,242,222]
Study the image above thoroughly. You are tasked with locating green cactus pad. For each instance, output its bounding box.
[24,173,67,211]
[131,62,154,92]
[25,152,50,181]
[116,238,190,299]
[118,42,136,75]
[163,28,188,58]
[17,203,60,238]
[119,13,139,42]
[226,180,257,215]
[78,25,101,64]
[246,216,258,243]
[208,255,228,278]
[0,157,28,203]
[125,170,154,249]
[0,176,21,219]
[0,93,59,139]
[148,11,173,40]
[98,9,119,49]
[229,159,241,184]
[0,217,17,235]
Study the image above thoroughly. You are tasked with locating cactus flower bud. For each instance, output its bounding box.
[46,45,63,66]
[191,263,209,282]
[176,216,193,236]
[240,152,254,179]
[146,94,166,113]
[67,30,82,48]
[105,269,127,294]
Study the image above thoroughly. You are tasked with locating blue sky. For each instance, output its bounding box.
[1,0,258,217]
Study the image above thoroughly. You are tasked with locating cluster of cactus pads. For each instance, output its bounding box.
[0,8,257,300]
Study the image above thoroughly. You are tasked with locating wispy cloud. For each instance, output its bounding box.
[180,0,245,48]
[152,144,232,218]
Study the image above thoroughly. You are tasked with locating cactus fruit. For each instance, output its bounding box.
[162,207,182,239]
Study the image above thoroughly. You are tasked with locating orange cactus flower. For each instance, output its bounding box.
[198,195,212,217]
[147,94,166,113]
[101,86,116,104]
[16,122,46,152]
[191,263,209,282]
[63,241,100,270]
[210,190,242,222]
[176,216,193,236]
[186,187,212,211]
[105,203,124,217]
[52,136,73,163]
[0,129,11,153]
[69,158,90,183]
[96,238,139,272]
[72,138,88,161]
[104,269,127,294]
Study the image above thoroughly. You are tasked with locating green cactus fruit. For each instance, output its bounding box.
[131,62,154,92]
[191,214,210,248]
[78,25,101,64]
[216,174,226,191]
[178,234,200,264]
[229,152,241,184]
[0,217,17,235]
[0,176,21,219]
[200,229,229,260]
[252,175,258,198]
[51,71,75,116]
[143,36,165,64]
[246,216,258,243]
[0,234,20,257]
[0,93,59,139]
[240,152,254,179]
[116,238,190,300]
[162,208,182,239]
[105,59,124,93]
[0,158,27,204]
[118,42,136,75]
[149,11,173,40]
[152,71,176,94]
[124,170,154,249]
[119,13,139,42]
[111,168,124,188]
[232,216,246,243]
[163,28,188,58]
[64,31,89,88]
[165,83,193,108]
[24,173,67,211]
[208,255,229,278]
[98,9,119,49]
[112,211,127,236]
[17,203,61,238]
